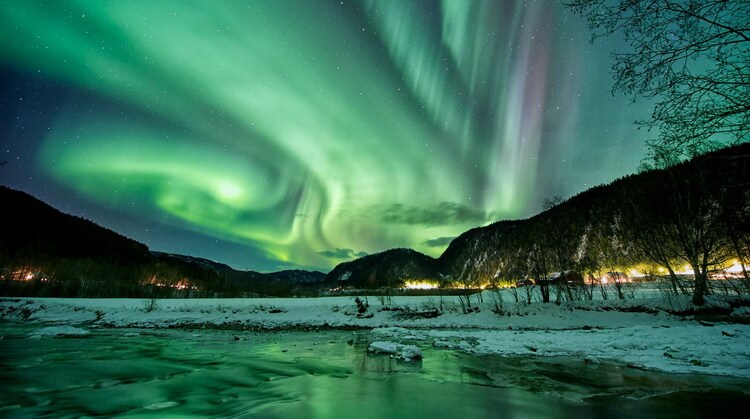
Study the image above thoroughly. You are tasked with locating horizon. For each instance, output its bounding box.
[0,0,650,271]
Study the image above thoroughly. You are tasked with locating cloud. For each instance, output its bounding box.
[422,236,455,248]
[377,202,488,227]
[318,248,369,260]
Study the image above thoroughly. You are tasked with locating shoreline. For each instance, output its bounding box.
[2,294,750,379]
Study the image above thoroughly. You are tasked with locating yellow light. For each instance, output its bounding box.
[403,280,438,290]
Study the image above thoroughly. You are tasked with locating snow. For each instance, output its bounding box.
[368,341,402,354]
[368,341,422,361]
[2,290,750,377]
[401,345,422,361]
[30,325,90,338]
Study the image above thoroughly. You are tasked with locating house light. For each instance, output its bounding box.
[403,280,438,290]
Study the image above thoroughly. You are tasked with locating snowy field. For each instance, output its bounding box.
[2,287,750,379]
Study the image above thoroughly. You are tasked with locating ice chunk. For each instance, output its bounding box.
[401,345,422,361]
[432,340,451,348]
[368,341,403,354]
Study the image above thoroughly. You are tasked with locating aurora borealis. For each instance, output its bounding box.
[0,0,648,271]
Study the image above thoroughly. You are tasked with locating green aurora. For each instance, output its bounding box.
[0,0,648,270]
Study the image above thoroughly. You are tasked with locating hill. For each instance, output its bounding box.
[0,187,149,262]
[0,187,325,297]
[332,143,750,305]
[325,248,438,288]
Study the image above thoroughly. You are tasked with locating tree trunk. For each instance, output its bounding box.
[665,263,689,295]
[540,282,550,303]
[691,262,707,306]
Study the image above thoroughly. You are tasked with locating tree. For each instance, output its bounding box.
[619,176,687,296]
[567,0,750,162]
[527,225,553,303]
[621,158,732,305]
[542,196,584,301]
[666,164,732,304]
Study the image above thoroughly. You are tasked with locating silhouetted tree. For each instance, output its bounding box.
[567,0,750,162]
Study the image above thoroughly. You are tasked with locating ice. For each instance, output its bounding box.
[368,341,422,361]
[368,341,402,354]
[401,345,422,361]
[30,325,89,338]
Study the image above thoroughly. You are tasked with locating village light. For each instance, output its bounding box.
[726,260,744,274]
[403,280,438,290]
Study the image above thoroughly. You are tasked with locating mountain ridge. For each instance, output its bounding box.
[0,186,326,297]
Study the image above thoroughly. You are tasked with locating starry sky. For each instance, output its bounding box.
[0,0,649,272]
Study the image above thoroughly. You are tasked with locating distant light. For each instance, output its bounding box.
[726,260,745,273]
[676,266,694,275]
[403,280,437,290]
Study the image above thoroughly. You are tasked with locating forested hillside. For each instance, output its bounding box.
[0,187,324,297]
[332,143,750,305]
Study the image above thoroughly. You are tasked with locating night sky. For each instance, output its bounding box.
[0,0,650,272]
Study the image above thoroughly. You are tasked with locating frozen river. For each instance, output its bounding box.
[1,321,748,418]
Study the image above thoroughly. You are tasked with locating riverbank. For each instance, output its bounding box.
[2,293,750,379]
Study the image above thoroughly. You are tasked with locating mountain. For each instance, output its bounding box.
[265,269,326,284]
[0,187,325,297]
[0,186,150,262]
[325,248,439,287]
[328,143,750,294]
[3,142,748,298]
[437,219,527,282]
[151,252,324,284]
[438,143,750,288]
[151,251,236,273]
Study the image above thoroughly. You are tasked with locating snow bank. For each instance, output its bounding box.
[2,294,726,331]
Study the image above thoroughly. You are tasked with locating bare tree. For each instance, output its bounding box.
[567,0,750,162]
[528,241,552,303]
[620,183,687,296]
